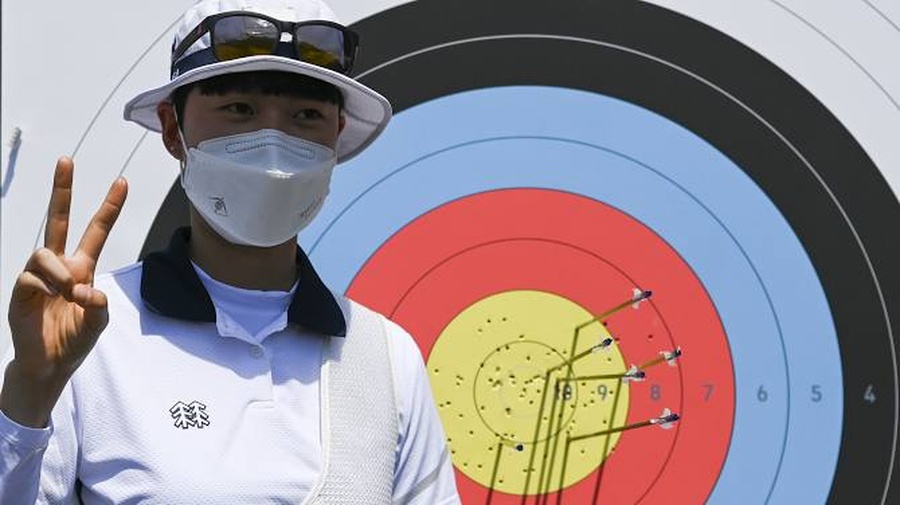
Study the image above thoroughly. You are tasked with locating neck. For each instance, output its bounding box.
[188,210,298,291]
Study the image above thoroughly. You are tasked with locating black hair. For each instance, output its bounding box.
[171,70,344,123]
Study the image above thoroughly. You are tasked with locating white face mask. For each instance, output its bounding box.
[180,128,336,247]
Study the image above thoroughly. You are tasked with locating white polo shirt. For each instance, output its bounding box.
[0,228,459,504]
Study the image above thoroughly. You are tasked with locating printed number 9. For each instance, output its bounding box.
[597,384,608,400]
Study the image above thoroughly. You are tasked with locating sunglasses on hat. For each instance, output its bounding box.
[171,11,359,78]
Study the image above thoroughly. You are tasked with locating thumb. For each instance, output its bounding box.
[72,284,110,335]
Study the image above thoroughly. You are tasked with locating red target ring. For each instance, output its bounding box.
[348,188,735,503]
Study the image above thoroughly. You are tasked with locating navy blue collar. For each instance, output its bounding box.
[140,227,346,337]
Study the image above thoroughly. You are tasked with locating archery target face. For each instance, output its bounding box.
[297,2,897,502]
[12,0,890,503]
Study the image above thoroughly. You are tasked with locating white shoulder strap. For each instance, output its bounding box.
[308,300,397,504]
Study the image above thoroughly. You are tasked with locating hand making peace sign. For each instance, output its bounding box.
[2,157,128,427]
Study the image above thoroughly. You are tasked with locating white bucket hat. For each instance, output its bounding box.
[123,0,391,162]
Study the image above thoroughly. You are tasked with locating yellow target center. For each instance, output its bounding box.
[428,290,630,495]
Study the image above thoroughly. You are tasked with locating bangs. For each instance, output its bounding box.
[195,71,344,107]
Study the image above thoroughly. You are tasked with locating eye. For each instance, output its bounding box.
[222,102,254,115]
[294,108,326,121]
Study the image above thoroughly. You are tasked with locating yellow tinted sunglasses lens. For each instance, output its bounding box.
[212,16,279,60]
[295,25,345,71]
[297,41,341,69]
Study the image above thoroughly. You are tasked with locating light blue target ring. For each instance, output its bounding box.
[300,86,842,503]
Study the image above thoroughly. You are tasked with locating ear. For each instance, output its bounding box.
[157,101,185,161]
[337,114,346,135]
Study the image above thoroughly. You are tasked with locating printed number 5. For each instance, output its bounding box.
[811,385,822,403]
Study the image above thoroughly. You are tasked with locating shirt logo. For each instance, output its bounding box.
[169,400,211,429]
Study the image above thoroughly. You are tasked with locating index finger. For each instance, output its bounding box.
[44,157,74,254]
[75,176,128,264]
